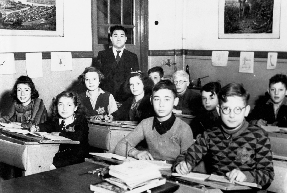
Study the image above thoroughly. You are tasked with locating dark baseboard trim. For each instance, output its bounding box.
[149,49,287,59]
[14,51,94,60]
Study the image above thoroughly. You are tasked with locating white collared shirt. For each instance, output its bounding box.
[59,115,75,126]
[112,46,125,58]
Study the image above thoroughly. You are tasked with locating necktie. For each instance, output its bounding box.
[116,50,121,64]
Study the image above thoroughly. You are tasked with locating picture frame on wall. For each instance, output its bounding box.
[0,0,64,37]
[218,0,281,39]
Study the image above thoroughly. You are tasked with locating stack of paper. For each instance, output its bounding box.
[108,160,163,189]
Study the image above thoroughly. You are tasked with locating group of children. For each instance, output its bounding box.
[0,24,281,190]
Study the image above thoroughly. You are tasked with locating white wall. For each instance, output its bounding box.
[0,0,92,53]
[149,0,287,52]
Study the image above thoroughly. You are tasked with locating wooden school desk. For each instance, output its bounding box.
[0,129,78,176]
[88,121,135,153]
[0,161,179,193]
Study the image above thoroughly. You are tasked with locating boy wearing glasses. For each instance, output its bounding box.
[173,83,274,189]
[172,70,201,116]
[248,74,287,127]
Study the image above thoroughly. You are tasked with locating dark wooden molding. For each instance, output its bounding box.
[149,49,287,59]
[13,51,94,60]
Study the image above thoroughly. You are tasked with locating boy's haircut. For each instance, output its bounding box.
[124,72,154,95]
[51,91,85,119]
[152,79,177,98]
[78,66,105,84]
[148,66,164,78]
[269,74,287,88]
[218,83,250,105]
[172,70,189,81]
[201,82,221,96]
[110,25,127,36]
[11,76,39,100]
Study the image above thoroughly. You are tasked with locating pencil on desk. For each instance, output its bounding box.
[126,141,128,159]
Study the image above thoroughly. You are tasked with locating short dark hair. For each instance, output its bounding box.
[148,66,164,78]
[11,76,39,101]
[201,82,221,96]
[269,74,287,88]
[124,72,154,95]
[78,66,104,84]
[110,25,127,36]
[218,83,250,105]
[51,91,85,119]
[152,79,177,98]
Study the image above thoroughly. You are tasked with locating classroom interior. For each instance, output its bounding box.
[0,0,287,192]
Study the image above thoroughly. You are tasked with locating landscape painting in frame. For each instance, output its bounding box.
[0,0,64,36]
[219,0,281,39]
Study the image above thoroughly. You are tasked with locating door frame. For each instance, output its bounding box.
[91,0,149,72]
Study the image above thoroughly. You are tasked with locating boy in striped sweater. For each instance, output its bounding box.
[173,83,274,189]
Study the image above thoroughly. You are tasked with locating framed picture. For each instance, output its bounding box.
[219,0,281,39]
[0,0,64,36]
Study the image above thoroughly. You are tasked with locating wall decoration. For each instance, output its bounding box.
[239,52,254,73]
[267,52,278,69]
[212,51,229,66]
[0,53,15,74]
[219,0,281,39]
[0,0,64,36]
[26,52,43,78]
[51,52,72,71]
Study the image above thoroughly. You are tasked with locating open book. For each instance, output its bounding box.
[172,172,261,189]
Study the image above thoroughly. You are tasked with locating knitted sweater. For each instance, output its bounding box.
[1,98,47,128]
[115,117,194,162]
[173,120,274,187]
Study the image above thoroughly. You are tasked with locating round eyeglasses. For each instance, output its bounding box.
[174,80,187,85]
[220,106,246,115]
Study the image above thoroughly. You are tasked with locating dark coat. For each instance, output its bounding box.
[174,89,202,116]
[38,115,89,168]
[93,48,139,102]
[112,94,155,123]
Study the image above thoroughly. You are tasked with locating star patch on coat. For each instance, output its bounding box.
[96,107,106,115]
[65,126,75,132]
[236,147,253,164]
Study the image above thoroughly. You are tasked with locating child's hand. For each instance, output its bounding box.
[134,150,154,160]
[175,161,192,175]
[256,119,267,128]
[172,109,182,115]
[30,125,39,133]
[226,169,246,183]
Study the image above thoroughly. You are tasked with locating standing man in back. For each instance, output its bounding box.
[93,25,139,102]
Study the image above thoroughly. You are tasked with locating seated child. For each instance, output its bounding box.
[112,72,155,122]
[190,82,221,139]
[115,80,194,162]
[78,67,117,120]
[31,91,89,168]
[172,70,201,116]
[0,76,47,129]
[248,74,287,127]
[173,83,274,188]
[148,66,164,85]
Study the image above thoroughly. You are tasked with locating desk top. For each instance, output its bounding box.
[1,162,179,193]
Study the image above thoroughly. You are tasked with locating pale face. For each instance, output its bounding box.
[129,76,144,97]
[17,83,32,106]
[149,72,161,84]
[57,97,78,119]
[201,91,219,111]
[151,89,179,121]
[217,96,250,129]
[268,82,287,104]
[173,76,189,95]
[110,30,127,50]
[84,72,100,91]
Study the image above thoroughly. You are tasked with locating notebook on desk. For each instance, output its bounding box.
[171,172,260,190]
